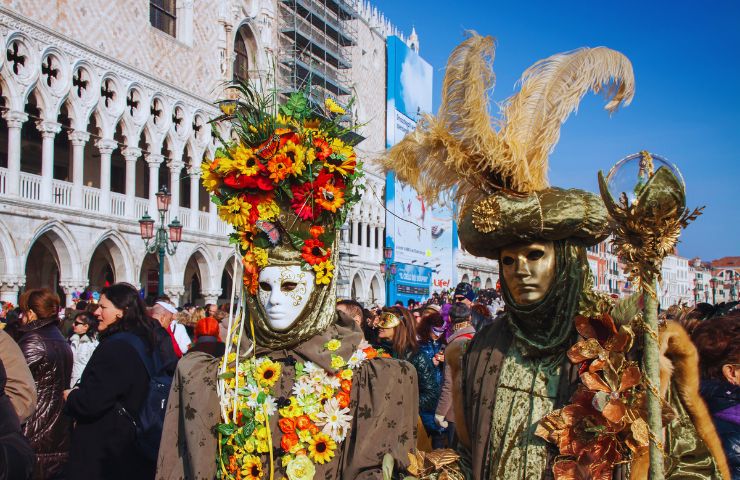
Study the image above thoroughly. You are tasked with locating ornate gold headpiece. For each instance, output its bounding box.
[377,311,401,329]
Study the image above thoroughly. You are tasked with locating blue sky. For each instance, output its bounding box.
[373,0,740,260]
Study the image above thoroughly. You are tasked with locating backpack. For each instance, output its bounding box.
[111,332,173,462]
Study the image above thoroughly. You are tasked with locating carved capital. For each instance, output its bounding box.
[167,159,185,171]
[201,289,223,298]
[95,138,119,155]
[146,153,165,167]
[121,146,142,162]
[58,281,88,294]
[68,130,90,146]
[3,110,28,129]
[0,275,25,292]
[36,120,62,138]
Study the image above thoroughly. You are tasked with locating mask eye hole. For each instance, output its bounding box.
[527,250,545,261]
[281,282,298,292]
[259,282,272,292]
[502,256,514,266]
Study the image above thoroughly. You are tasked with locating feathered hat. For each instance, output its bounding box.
[383,33,635,257]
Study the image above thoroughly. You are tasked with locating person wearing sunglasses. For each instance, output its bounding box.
[67,311,99,388]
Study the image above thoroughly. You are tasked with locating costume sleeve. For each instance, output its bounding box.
[435,361,453,418]
[0,331,36,424]
[156,352,221,480]
[340,358,418,479]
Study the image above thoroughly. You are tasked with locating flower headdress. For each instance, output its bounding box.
[203,84,364,293]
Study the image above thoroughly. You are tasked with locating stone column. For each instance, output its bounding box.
[351,221,359,245]
[96,138,118,214]
[59,281,88,307]
[37,121,62,204]
[202,289,223,306]
[68,130,90,208]
[164,285,186,307]
[168,155,184,220]
[146,153,164,216]
[121,147,141,218]
[3,111,28,196]
[188,167,200,214]
[0,276,24,304]
[209,195,217,233]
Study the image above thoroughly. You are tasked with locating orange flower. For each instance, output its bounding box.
[316,182,345,212]
[267,154,293,182]
[336,390,350,409]
[242,253,259,295]
[340,379,352,393]
[296,415,312,431]
[363,347,378,360]
[307,423,319,435]
[281,432,299,451]
[301,238,330,266]
[279,417,296,434]
[313,137,332,160]
[309,225,325,239]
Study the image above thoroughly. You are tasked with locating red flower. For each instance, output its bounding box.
[309,225,325,239]
[301,238,330,266]
[290,182,323,221]
[223,171,274,192]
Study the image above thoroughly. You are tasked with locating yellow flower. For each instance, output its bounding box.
[324,98,346,115]
[201,162,220,192]
[255,359,281,388]
[279,401,303,418]
[253,247,268,268]
[232,145,263,176]
[241,455,263,480]
[330,355,345,370]
[303,118,321,129]
[257,200,280,221]
[218,196,252,228]
[280,141,307,177]
[307,433,336,464]
[325,339,341,351]
[286,455,316,480]
[339,369,353,380]
[312,260,334,285]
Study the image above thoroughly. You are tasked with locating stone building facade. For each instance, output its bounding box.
[0,1,412,307]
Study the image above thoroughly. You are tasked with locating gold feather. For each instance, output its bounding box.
[501,47,635,191]
[382,33,634,209]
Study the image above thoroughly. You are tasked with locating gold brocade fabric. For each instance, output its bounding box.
[246,239,340,350]
[663,381,722,479]
[488,342,563,479]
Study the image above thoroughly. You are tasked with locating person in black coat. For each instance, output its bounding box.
[693,313,740,479]
[0,358,35,480]
[64,283,164,480]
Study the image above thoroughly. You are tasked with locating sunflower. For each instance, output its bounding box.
[323,154,357,177]
[201,161,221,192]
[232,145,264,177]
[301,238,330,266]
[325,98,346,115]
[255,359,282,388]
[316,183,345,212]
[241,455,263,480]
[252,247,269,268]
[312,260,334,285]
[267,153,293,182]
[256,199,280,222]
[218,196,252,228]
[238,227,256,252]
[307,432,337,464]
[280,141,307,176]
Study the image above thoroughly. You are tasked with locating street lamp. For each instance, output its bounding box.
[139,186,183,297]
[380,247,397,306]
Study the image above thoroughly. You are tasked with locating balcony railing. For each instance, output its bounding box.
[0,167,231,236]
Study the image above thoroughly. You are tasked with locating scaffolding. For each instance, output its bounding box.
[278,0,357,105]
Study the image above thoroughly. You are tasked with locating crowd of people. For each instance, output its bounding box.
[0,281,737,479]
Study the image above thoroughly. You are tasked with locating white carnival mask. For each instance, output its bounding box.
[257,265,315,331]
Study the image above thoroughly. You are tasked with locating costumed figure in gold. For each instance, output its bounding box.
[156,86,418,480]
[383,33,730,479]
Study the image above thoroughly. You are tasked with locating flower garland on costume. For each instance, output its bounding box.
[535,301,673,480]
[217,339,390,480]
[202,86,364,295]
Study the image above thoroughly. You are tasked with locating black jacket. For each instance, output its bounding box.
[17,317,73,479]
[701,379,740,479]
[406,350,441,412]
[64,333,154,479]
[0,358,35,480]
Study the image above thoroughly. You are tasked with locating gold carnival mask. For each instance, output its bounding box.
[499,241,556,305]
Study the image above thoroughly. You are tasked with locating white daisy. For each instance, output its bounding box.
[347,349,367,369]
[245,384,261,408]
[262,395,277,416]
[292,379,314,397]
[317,397,352,441]
[357,339,371,351]
[303,361,321,375]
[326,375,341,390]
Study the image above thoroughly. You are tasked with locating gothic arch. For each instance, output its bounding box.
[232,21,259,83]
[26,220,83,282]
[0,218,20,276]
[351,272,365,302]
[86,230,136,285]
[369,273,383,307]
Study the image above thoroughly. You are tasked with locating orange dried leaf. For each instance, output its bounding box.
[581,372,611,393]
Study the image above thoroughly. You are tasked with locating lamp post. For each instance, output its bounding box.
[139,186,183,297]
[380,246,397,306]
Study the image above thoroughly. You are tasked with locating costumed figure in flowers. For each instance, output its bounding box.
[156,84,418,480]
[383,33,730,479]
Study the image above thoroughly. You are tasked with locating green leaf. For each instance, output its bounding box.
[257,391,266,404]
[218,371,235,380]
[289,233,305,249]
[210,194,223,206]
[217,423,236,436]
[242,420,255,437]
[253,233,271,249]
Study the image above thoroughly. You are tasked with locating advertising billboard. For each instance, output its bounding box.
[384,36,437,305]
